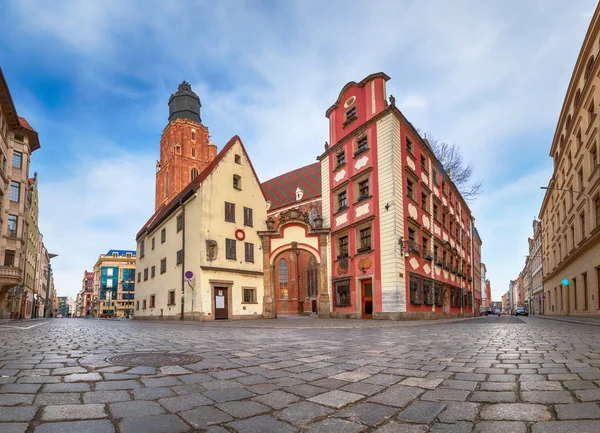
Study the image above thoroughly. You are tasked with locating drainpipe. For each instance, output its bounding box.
[180,197,186,321]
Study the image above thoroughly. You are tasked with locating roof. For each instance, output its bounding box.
[0,68,20,129]
[16,116,40,152]
[105,249,136,257]
[137,135,264,239]
[326,72,390,117]
[19,116,36,132]
[261,162,321,211]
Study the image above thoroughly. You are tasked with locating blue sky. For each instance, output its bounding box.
[0,0,596,300]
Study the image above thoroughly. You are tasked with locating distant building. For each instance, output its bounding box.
[92,250,136,318]
[473,228,482,313]
[485,280,492,309]
[75,271,94,317]
[480,264,488,309]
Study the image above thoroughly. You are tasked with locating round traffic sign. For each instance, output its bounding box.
[185,271,194,279]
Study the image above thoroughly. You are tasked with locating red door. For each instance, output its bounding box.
[362,280,373,319]
[214,287,228,320]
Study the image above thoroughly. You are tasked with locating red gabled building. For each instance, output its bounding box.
[318,72,476,319]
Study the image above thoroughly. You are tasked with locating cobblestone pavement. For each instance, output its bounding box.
[2,316,600,432]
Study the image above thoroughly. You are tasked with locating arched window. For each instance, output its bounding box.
[586,55,595,79]
[191,147,196,158]
[191,130,196,141]
[191,168,199,181]
[566,114,572,130]
[575,89,581,107]
[278,259,288,299]
[307,256,318,297]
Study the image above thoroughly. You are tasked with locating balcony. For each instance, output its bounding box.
[407,240,421,255]
[0,266,23,286]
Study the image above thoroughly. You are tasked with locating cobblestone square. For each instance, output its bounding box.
[2,316,600,432]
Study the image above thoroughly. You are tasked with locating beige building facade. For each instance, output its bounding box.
[540,4,600,315]
[135,136,267,320]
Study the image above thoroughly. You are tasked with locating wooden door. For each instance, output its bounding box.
[214,287,228,320]
[362,280,373,319]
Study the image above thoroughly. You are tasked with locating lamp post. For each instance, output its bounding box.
[43,254,58,318]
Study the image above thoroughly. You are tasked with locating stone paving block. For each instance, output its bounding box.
[479,382,517,391]
[95,380,140,390]
[520,391,574,404]
[42,383,90,393]
[178,372,212,384]
[0,394,34,406]
[441,380,478,391]
[64,373,102,382]
[310,378,348,389]
[101,373,139,381]
[401,377,444,389]
[204,387,255,403]
[0,384,41,394]
[284,383,327,398]
[158,393,214,412]
[308,389,363,408]
[531,420,600,433]
[169,384,208,396]
[438,402,479,422]
[480,403,552,421]
[398,401,445,423]
[427,371,454,380]
[51,367,87,375]
[180,406,234,429]
[34,420,115,433]
[470,391,517,403]
[454,373,485,381]
[202,380,243,391]
[34,393,81,405]
[473,421,526,433]
[118,414,189,433]
[520,381,564,391]
[575,389,600,401]
[420,389,470,402]
[109,400,165,418]
[489,374,516,382]
[362,374,403,386]
[430,422,472,433]
[125,366,156,375]
[131,386,174,400]
[0,406,38,421]
[141,376,181,387]
[384,368,428,378]
[304,417,365,433]
[564,380,597,390]
[555,403,600,420]
[83,390,131,404]
[216,401,270,418]
[339,382,384,396]
[372,421,428,432]
[518,374,545,382]
[548,373,580,380]
[252,390,300,409]
[578,372,600,380]
[42,404,106,421]
[246,383,280,395]
[277,401,333,424]
[368,385,424,407]
[16,376,60,384]
[0,423,28,433]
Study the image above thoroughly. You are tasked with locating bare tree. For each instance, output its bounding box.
[423,133,482,202]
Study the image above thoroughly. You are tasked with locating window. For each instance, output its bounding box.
[235,154,241,164]
[243,288,256,303]
[161,228,166,243]
[592,145,598,169]
[307,256,318,297]
[432,169,438,185]
[338,235,349,257]
[152,238,155,250]
[10,181,19,202]
[409,274,423,305]
[164,172,169,198]
[420,155,427,171]
[573,277,578,311]
[150,295,155,308]
[191,130,196,141]
[13,133,24,142]
[245,242,254,263]
[422,237,429,258]
[233,175,241,190]
[356,136,368,153]
[335,280,351,306]
[7,215,17,237]
[140,240,145,258]
[423,279,433,305]
[168,290,176,305]
[586,55,595,79]
[579,169,584,190]
[12,151,22,169]
[177,214,183,232]
[571,225,575,250]
[160,258,167,274]
[338,190,348,210]
[244,207,253,227]
[136,301,140,311]
[358,227,371,251]
[191,147,196,158]
[577,130,583,149]
[176,249,183,265]
[406,137,413,154]
[596,196,600,227]
[588,99,596,124]
[583,272,588,310]
[225,202,235,222]
[345,106,357,123]
[226,239,236,260]
[191,168,198,181]
[278,259,288,297]
[151,266,155,278]
[137,272,141,283]
[336,151,346,167]
[144,268,148,281]
[433,203,439,221]
[421,192,428,210]
[4,250,15,267]
[142,300,147,309]
[358,179,369,200]
[407,179,414,200]
[581,212,586,240]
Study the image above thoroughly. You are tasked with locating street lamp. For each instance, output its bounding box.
[540,186,590,212]
[43,253,58,318]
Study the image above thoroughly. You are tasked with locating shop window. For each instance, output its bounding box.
[335,280,351,306]
[434,283,444,306]
[409,274,423,305]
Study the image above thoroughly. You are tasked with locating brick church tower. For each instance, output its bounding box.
[155,81,217,210]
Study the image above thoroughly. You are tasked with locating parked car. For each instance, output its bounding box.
[515,306,529,316]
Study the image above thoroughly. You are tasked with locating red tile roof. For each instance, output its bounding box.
[261,162,321,211]
[19,117,36,132]
[137,135,265,239]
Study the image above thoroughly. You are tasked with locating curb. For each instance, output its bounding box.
[531,315,600,326]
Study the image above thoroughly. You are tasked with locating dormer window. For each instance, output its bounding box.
[296,187,304,201]
[336,151,346,167]
[235,154,241,164]
[126,253,132,258]
[233,175,241,190]
[112,252,118,258]
[191,130,196,141]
